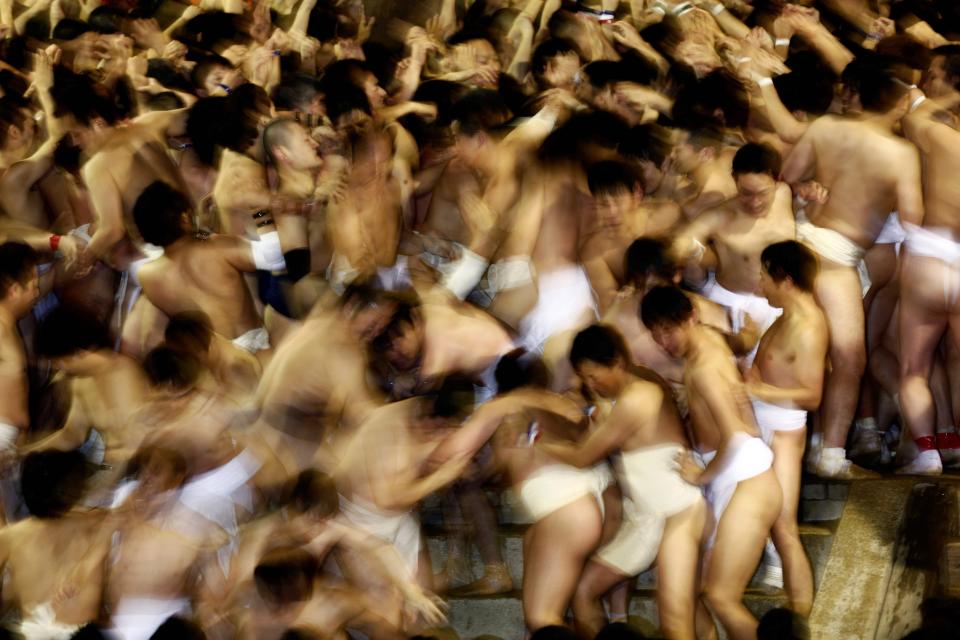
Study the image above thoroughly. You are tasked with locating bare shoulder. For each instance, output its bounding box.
[619,379,664,411]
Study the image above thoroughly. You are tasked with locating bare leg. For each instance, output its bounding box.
[452,483,512,595]
[703,470,781,640]
[812,264,868,473]
[599,485,627,622]
[571,561,630,638]
[769,430,813,616]
[523,495,603,630]
[657,499,708,640]
[898,258,949,474]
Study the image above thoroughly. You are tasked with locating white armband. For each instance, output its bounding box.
[442,248,489,300]
[909,95,927,113]
[757,77,774,87]
[710,2,725,15]
[672,2,694,16]
[649,0,668,15]
[250,231,287,272]
[774,37,791,47]
[0,424,18,451]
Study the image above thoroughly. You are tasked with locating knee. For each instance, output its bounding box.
[702,584,741,616]
[772,517,801,544]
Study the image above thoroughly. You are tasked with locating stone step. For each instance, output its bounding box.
[427,523,836,600]
[444,589,787,640]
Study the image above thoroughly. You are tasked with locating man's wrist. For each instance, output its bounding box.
[49,234,60,252]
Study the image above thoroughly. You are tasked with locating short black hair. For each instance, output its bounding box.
[761,240,818,292]
[624,237,678,287]
[271,73,321,112]
[133,181,190,247]
[495,350,548,392]
[144,91,186,112]
[618,123,671,168]
[289,470,339,517]
[849,59,909,112]
[36,307,111,359]
[164,311,214,353]
[0,97,28,148]
[640,286,694,330]
[51,68,119,126]
[452,89,512,137]
[430,374,476,419]
[569,324,630,370]
[254,547,319,607]
[588,161,642,197]
[532,38,578,88]
[190,55,233,92]
[732,142,782,178]
[0,242,38,299]
[143,346,202,390]
[21,450,90,518]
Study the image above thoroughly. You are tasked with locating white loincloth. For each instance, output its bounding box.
[795,217,871,296]
[107,597,190,640]
[516,462,612,523]
[376,255,411,291]
[701,432,774,547]
[232,327,270,353]
[750,397,807,444]
[179,450,261,534]
[701,273,782,366]
[338,493,421,578]
[17,604,83,640]
[326,253,360,295]
[596,444,703,576]
[875,212,906,250]
[519,265,598,353]
[903,223,960,308]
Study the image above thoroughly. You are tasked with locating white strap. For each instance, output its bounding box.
[442,248,489,300]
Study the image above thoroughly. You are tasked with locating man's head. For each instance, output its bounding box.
[760,240,817,307]
[271,74,325,116]
[587,161,643,232]
[671,126,724,175]
[143,346,203,393]
[451,89,512,171]
[133,181,191,247]
[340,281,400,343]
[321,60,386,116]
[263,119,323,172]
[732,143,781,217]
[191,55,242,97]
[254,547,319,610]
[923,45,960,98]
[619,124,672,194]
[0,242,39,317]
[532,39,581,90]
[372,301,423,372]
[640,285,696,358]
[569,324,630,399]
[845,59,910,115]
[288,469,339,521]
[21,450,90,518]
[35,307,111,374]
[164,311,214,357]
[0,97,35,154]
[624,237,681,292]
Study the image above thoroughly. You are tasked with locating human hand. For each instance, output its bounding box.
[794,180,829,205]
[867,16,895,41]
[674,449,704,486]
[31,47,56,93]
[404,588,447,627]
[250,0,272,43]
[611,20,645,50]
[129,18,168,53]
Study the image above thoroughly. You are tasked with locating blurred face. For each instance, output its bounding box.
[674,39,722,77]
[544,51,580,89]
[672,141,700,175]
[11,270,39,318]
[735,172,776,217]
[648,320,692,359]
[594,187,636,233]
[361,73,387,110]
[576,360,622,399]
[385,320,422,370]
[454,131,486,169]
[638,159,663,194]
[203,64,241,97]
[281,124,323,171]
[922,55,953,98]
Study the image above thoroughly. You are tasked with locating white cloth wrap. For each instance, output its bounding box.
[701,433,774,546]
[750,397,807,444]
[250,231,287,272]
[516,463,612,522]
[0,423,18,451]
[701,273,782,366]
[179,449,262,533]
[875,212,906,246]
[442,247,489,300]
[17,604,83,640]
[903,222,960,307]
[519,265,598,353]
[596,444,703,577]
[338,493,421,578]
[796,217,871,296]
[108,597,190,640]
[376,255,411,291]
[487,257,535,293]
[232,327,270,353]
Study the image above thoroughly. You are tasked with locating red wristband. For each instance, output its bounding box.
[49,234,61,252]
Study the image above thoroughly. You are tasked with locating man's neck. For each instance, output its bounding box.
[691,159,719,187]
[277,165,318,199]
[780,291,815,314]
[0,304,18,326]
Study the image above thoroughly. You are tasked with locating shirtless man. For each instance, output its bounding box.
[332,382,473,624]
[641,286,781,640]
[253,283,387,480]
[582,160,681,313]
[747,241,828,615]
[133,181,288,359]
[28,307,151,483]
[675,142,796,365]
[671,126,738,221]
[538,325,707,640]
[897,89,960,475]
[372,297,516,400]
[781,63,923,478]
[0,451,113,637]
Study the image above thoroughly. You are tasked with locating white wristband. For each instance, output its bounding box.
[250,231,287,272]
[774,37,791,47]
[650,4,667,15]
[709,2,724,15]
[443,248,489,300]
[757,77,773,87]
[909,95,927,112]
[0,424,18,451]
[672,2,694,17]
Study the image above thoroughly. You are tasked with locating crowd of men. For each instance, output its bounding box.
[0,0,958,637]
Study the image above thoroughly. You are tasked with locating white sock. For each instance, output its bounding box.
[818,447,847,473]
